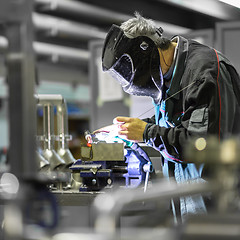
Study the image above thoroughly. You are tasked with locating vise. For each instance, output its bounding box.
[70,141,153,192]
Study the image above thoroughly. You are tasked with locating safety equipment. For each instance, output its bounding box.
[102,24,163,103]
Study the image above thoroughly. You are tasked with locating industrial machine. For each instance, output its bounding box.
[33,94,155,192]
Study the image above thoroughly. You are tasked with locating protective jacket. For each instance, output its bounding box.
[143,36,240,219]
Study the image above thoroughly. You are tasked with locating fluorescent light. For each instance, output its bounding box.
[219,0,240,8]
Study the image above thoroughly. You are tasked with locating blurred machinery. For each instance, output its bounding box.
[90,137,240,240]
[12,136,237,240]
[35,94,76,190]
[36,94,75,172]
[34,94,155,192]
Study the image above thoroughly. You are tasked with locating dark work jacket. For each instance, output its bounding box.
[143,36,240,219]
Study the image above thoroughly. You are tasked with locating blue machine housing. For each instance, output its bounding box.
[124,147,149,187]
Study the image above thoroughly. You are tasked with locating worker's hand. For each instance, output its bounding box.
[114,116,147,142]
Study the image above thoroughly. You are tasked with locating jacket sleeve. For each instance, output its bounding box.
[143,73,221,163]
[142,115,155,124]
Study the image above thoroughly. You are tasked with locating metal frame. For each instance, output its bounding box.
[215,21,240,74]
[0,0,37,178]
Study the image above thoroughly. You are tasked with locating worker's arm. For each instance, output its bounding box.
[143,75,221,162]
[116,73,221,162]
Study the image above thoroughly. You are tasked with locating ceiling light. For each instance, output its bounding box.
[218,0,240,8]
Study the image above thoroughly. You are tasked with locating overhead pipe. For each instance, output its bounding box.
[34,0,190,35]
[33,41,89,62]
[34,0,128,23]
[0,35,89,62]
[33,13,106,40]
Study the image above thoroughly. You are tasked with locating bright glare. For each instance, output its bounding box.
[0,173,19,194]
[195,138,207,151]
[219,0,240,8]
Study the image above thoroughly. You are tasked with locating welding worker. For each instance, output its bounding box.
[101,12,240,221]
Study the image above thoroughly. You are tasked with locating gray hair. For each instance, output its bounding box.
[120,12,171,50]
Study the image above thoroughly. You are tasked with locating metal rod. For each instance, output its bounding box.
[56,98,75,166]
[56,99,68,149]
[93,179,217,234]
[43,105,54,150]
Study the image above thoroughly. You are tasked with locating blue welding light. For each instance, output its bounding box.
[114,136,134,147]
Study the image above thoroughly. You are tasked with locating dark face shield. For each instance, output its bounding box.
[102,24,163,103]
[109,54,134,87]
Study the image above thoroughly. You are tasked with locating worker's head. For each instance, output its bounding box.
[102,12,171,103]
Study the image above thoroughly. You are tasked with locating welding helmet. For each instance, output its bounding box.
[102,24,164,103]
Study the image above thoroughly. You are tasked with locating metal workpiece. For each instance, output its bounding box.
[57,148,75,167]
[71,171,83,190]
[36,150,50,172]
[36,134,51,172]
[81,143,125,161]
[41,149,65,171]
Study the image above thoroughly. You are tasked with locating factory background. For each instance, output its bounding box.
[1,0,240,157]
[0,0,240,240]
